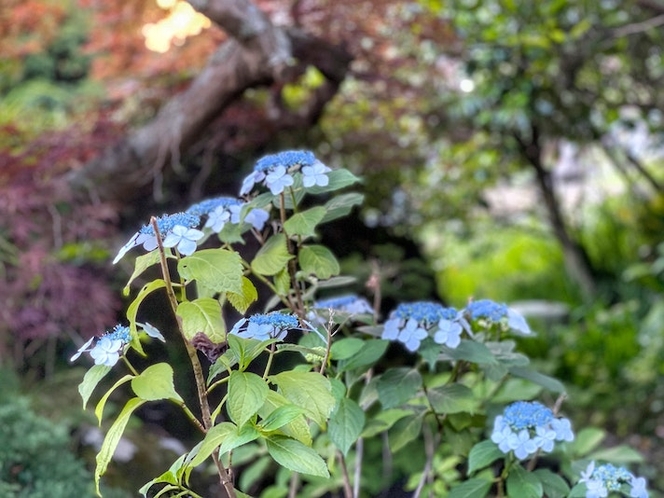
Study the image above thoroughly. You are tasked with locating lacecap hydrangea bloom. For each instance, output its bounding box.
[186,196,269,233]
[308,294,374,325]
[229,312,303,341]
[462,298,532,336]
[113,212,203,264]
[70,323,164,367]
[490,400,574,460]
[578,462,649,498]
[239,150,332,196]
[381,301,464,352]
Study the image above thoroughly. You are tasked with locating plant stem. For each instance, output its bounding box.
[338,452,354,498]
[279,192,305,319]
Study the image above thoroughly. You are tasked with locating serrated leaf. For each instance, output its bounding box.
[251,233,293,276]
[131,363,183,402]
[361,408,413,437]
[227,334,276,371]
[227,371,269,428]
[190,422,260,467]
[328,398,365,456]
[259,390,312,445]
[283,206,326,238]
[427,383,479,414]
[227,276,258,314]
[321,192,364,223]
[78,364,111,409]
[338,339,389,374]
[178,248,243,295]
[95,397,146,495]
[298,245,340,279]
[376,368,422,409]
[532,469,570,498]
[123,251,162,295]
[448,477,493,498]
[269,371,335,428]
[265,435,330,477]
[508,366,565,393]
[330,337,365,360]
[176,298,225,342]
[468,440,504,474]
[506,464,543,498]
[260,405,306,432]
[388,412,423,452]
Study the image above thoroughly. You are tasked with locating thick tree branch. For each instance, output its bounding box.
[66,0,351,203]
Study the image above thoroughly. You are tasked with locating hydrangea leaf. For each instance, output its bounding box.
[321,192,365,223]
[283,206,326,238]
[305,169,361,195]
[360,408,413,438]
[569,427,605,456]
[258,390,312,445]
[227,334,277,371]
[468,440,503,474]
[388,411,424,452]
[532,469,570,498]
[178,248,243,295]
[587,444,644,464]
[442,340,498,365]
[427,383,479,414]
[337,339,389,374]
[298,245,340,279]
[376,367,423,409]
[330,337,365,360]
[95,374,134,424]
[126,279,167,341]
[259,405,306,432]
[448,477,493,498]
[176,298,225,342]
[227,276,258,314]
[189,422,259,467]
[131,363,183,403]
[265,435,330,477]
[506,463,543,498]
[123,251,162,296]
[328,397,365,456]
[95,397,146,495]
[251,233,293,276]
[508,365,565,393]
[269,371,335,428]
[227,371,269,428]
[78,364,111,409]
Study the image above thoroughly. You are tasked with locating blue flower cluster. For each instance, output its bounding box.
[579,461,648,498]
[462,299,532,336]
[70,323,164,367]
[239,150,332,196]
[381,301,463,352]
[186,196,269,233]
[490,401,574,460]
[229,312,301,341]
[313,295,374,315]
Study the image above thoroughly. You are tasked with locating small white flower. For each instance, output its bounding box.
[89,337,124,367]
[163,225,204,255]
[302,161,332,188]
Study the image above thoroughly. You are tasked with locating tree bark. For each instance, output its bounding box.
[514,127,598,300]
[66,0,352,203]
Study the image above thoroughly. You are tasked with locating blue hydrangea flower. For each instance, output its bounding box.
[490,401,574,460]
[229,312,301,341]
[578,462,648,498]
[382,302,462,352]
[71,323,163,367]
[187,196,270,233]
[163,225,204,255]
[113,212,201,264]
[239,150,329,196]
[463,298,532,336]
[314,295,374,314]
[229,203,269,230]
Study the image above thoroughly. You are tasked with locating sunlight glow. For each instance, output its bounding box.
[142,1,211,53]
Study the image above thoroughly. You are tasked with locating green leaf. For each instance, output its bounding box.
[178,248,243,295]
[569,427,605,456]
[587,444,644,464]
[123,251,161,295]
[508,366,565,393]
[227,334,276,371]
[260,405,306,432]
[251,233,293,276]
[448,477,493,498]
[506,464,543,498]
[306,169,362,194]
[176,298,225,342]
[265,435,330,477]
[298,245,340,279]
[388,412,423,452]
[227,371,269,428]
[427,383,479,414]
[95,397,146,495]
[330,337,365,360]
[361,408,413,437]
[131,363,183,402]
[337,339,389,374]
[78,364,111,409]
[321,192,364,223]
[328,398,365,456]
[127,279,166,338]
[269,371,335,427]
[95,374,134,424]
[259,390,312,445]
[227,276,258,314]
[443,340,498,365]
[532,469,570,498]
[467,440,503,474]
[190,422,260,467]
[376,368,423,409]
[283,206,326,238]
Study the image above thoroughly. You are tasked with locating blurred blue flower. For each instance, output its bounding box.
[71,324,132,367]
[313,295,373,315]
[113,212,201,264]
[578,462,648,498]
[302,161,332,188]
[229,312,301,341]
[229,204,269,230]
[490,401,574,460]
[463,298,532,336]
